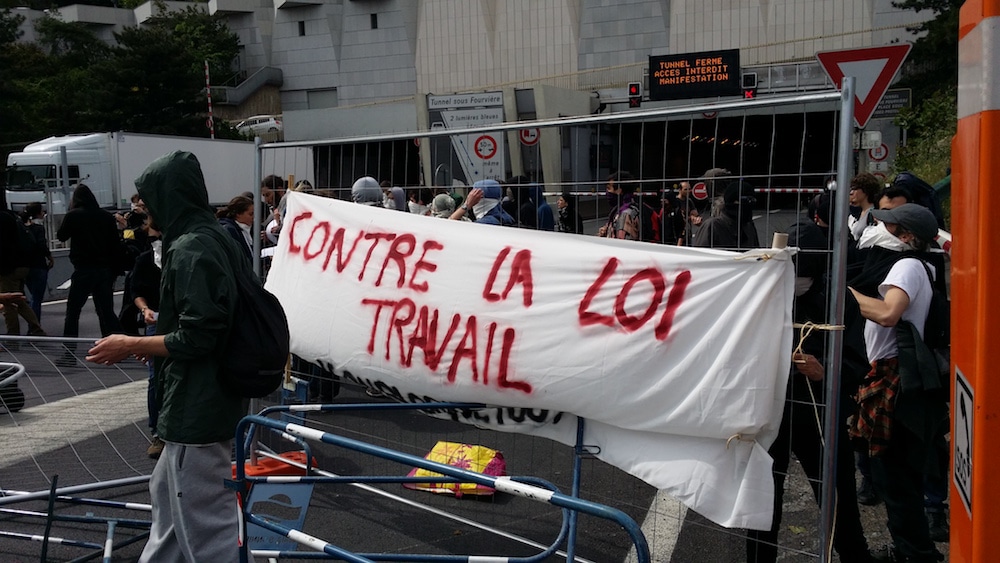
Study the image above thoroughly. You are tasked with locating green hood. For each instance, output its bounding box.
[135,151,217,248]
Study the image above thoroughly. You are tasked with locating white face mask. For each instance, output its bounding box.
[857,221,911,252]
[31,218,44,225]
[152,240,163,269]
[408,202,429,215]
[473,198,498,220]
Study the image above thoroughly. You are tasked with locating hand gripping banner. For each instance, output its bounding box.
[266,192,795,529]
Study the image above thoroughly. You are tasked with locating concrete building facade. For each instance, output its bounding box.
[13,0,932,186]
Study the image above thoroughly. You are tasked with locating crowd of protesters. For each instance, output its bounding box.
[0,166,951,562]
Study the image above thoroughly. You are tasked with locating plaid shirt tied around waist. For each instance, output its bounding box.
[848,358,900,457]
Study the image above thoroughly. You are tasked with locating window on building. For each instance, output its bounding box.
[370,14,378,29]
[298,21,306,36]
[307,89,339,110]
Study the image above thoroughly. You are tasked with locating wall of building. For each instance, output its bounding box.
[669,0,930,65]
[11,0,933,141]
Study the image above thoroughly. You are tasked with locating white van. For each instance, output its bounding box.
[236,115,282,137]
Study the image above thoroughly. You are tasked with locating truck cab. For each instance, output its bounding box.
[5,133,114,213]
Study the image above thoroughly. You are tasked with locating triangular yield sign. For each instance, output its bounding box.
[816,44,911,129]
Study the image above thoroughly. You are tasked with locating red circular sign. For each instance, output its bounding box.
[691,182,709,200]
[474,135,498,160]
[519,128,540,146]
[868,143,889,162]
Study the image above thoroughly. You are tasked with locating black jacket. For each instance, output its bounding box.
[57,206,120,269]
[0,210,24,275]
[218,217,252,263]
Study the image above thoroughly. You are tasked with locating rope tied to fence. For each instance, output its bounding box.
[791,321,844,360]
[733,252,776,262]
[790,321,846,451]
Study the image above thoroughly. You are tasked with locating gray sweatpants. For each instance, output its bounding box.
[139,440,250,563]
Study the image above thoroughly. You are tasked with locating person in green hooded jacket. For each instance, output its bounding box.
[87,151,251,562]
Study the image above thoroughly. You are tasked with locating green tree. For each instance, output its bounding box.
[99,24,207,135]
[890,0,962,217]
[97,5,240,137]
[892,0,964,104]
[34,15,110,64]
[1,4,241,143]
[0,6,22,43]
[0,9,52,150]
[147,5,240,82]
[893,88,956,185]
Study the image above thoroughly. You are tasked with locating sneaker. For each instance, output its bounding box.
[927,509,949,543]
[146,437,164,459]
[857,476,880,506]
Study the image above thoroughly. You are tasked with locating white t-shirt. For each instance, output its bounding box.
[864,257,934,362]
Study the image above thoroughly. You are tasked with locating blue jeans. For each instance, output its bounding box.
[63,267,122,337]
[25,267,48,320]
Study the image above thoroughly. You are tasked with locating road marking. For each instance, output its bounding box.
[626,490,686,562]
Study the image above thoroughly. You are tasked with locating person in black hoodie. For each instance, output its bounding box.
[57,183,123,337]
[21,202,54,320]
[693,180,760,250]
[0,192,46,335]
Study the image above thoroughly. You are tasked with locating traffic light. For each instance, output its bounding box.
[628,82,642,108]
[741,72,757,99]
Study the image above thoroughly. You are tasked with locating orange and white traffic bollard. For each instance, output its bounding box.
[950,1,1000,561]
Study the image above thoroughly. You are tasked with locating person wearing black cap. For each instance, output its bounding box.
[847,203,945,563]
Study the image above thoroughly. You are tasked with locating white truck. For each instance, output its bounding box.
[5,131,314,213]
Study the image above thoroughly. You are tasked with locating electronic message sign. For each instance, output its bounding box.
[649,49,742,101]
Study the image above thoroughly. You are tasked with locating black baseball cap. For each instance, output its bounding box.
[870,203,938,241]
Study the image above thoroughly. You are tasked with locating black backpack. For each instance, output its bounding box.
[917,260,950,379]
[918,262,949,348]
[217,247,291,398]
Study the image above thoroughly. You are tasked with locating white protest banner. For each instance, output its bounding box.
[266,192,795,529]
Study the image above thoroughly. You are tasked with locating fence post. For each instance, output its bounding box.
[818,77,855,563]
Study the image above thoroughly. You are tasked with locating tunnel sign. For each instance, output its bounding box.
[649,49,742,101]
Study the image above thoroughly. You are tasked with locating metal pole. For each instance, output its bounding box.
[0,476,150,507]
[565,417,586,562]
[205,61,215,140]
[819,76,855,563]
[253,137,263,279]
